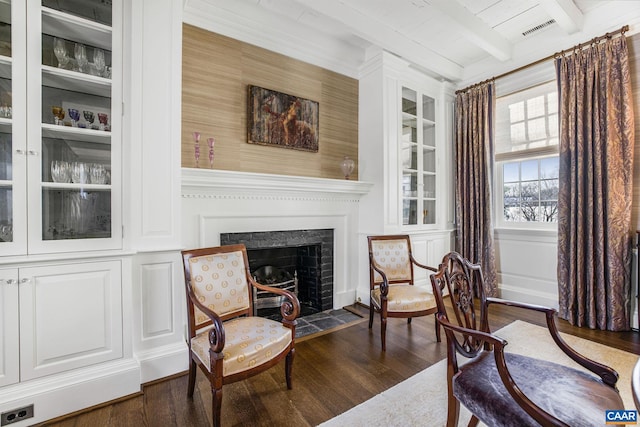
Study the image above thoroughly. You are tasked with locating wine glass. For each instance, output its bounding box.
[53,38,69,69]
[93,48,106,77]
[68,108,80,127]
[83,110,95,129]
[51,106,63,125]
[97,113,109,131]
[51,160,71,183]
[74,43,88,73]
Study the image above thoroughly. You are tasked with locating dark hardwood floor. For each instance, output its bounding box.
[40,303,640,427]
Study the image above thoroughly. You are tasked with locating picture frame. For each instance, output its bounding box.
[247,85,319,152]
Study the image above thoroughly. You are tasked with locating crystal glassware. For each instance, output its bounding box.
[89,164,107,184]
[98,112,109,131]
[71,162,89,184]
[68,108,80,127]
[74,43,88,73]
[53,37,69,69]
[51,160,71,183]
[51,106,63,125]
[207,137,215,168]
[93,48,106,77]
[83,110,95,129]
[193,132,201,168]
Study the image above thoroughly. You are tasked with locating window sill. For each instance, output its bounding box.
[494,227,558,243]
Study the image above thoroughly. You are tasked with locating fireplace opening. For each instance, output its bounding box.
[220,229,334,317]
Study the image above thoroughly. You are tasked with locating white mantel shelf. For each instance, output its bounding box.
[181,168,373,199]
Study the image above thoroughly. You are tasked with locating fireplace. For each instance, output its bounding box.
[220,229,334,312]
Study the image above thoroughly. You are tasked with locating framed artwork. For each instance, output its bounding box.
[247,85,319,152]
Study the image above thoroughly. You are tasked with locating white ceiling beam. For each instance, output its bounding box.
[538,0,584,34]
[292,0,464,81]
[429,0,512,61]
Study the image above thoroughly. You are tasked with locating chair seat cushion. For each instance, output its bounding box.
[191,316,292,377]
[371,284,437,313]
[453,351,624,426]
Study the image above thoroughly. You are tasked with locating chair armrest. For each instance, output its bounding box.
[486,297,619,387]
[436,313,570,427]
[186,287,226,353]
[249,276,301,322]
[410,254,437,273]
[369,257,390,296]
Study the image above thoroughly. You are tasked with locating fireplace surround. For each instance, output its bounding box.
[221,229,334,311]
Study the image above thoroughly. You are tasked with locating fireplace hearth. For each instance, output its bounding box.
[220,229,334,312]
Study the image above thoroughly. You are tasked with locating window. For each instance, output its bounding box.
[495,80,559,227]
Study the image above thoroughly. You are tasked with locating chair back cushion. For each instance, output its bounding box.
[370,238,412,284]
[188,250,250,325]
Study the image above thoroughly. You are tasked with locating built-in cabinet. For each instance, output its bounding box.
[0,1,139,424]
[0,260,123,387]
[357,50,455,304]
[400,87,437,227]
[0,0,121,257]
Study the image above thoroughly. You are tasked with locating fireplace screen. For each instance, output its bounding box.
[251,265,298,315]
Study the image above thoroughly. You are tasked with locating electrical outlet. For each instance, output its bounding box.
[1,405,34,426]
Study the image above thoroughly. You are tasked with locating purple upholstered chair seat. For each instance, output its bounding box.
[454,352,625,427]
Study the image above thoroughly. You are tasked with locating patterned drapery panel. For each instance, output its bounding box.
[555,36,635,331]
[455,83,498,297]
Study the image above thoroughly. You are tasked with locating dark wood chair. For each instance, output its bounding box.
[181,244,300,427]
[367,234,440,351]
[429,251,624,427]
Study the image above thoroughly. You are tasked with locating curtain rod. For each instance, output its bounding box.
[455,24,629,95]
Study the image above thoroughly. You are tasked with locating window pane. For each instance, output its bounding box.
[510,122,526,143]
[527,117,546,140]
[547,92,558,114]
[509,101,524,122]
[540,157,559,179]
[527,95,545,118]
[503,163,519,182]
[521,160,538,181]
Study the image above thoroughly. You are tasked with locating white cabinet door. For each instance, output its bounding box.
[19,260,123,381]
[0,268,19,387]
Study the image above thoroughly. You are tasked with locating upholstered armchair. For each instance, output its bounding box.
[181,244,300,427]
[430,251,624,427]
[367,235,440,351]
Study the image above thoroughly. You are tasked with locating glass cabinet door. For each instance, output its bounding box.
[26,0,120,254]
[0,0,26,256]
[401,86,437,227]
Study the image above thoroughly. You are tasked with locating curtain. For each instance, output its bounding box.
[555,36,635,331]
[455,83,498,296]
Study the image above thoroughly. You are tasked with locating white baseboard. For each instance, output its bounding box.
[136,341,189,384]
[0,359,140,425]
[499,283,559,310]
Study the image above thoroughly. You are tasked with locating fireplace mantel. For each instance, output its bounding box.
[181,168,373,199]
[181,168,372,309]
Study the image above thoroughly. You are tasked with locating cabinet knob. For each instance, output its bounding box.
[2,279,16,284]
[28,150,38,156]
[15,149,25,155]
[20,278,30,284]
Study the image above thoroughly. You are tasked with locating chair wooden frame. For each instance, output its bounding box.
[367,234,440,351]
[182,244,300,427]
[430,251,622,427]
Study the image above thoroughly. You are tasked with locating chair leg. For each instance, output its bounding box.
[285,348,295,389]
[468,415,480,427]
[434,314,441,342]
[407,317,412,324]
[380,315,387,351]
[368,304,374,329]
[187,359,197,398]
[446,390,460,427]
[212,386,223,427]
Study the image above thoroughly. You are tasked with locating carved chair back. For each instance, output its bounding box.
[368,235,414,289]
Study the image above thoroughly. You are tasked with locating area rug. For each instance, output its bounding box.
[319,320,638,427]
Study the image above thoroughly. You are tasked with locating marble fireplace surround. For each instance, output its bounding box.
[181,168,372,309]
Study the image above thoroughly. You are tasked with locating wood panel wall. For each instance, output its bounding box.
[181,24,358,179]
